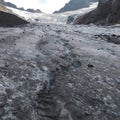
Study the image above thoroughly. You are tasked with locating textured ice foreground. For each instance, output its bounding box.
[0,3,120,120]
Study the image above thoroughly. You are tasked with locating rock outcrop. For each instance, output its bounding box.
[74,0,120,25]
[55,0,98,13]
[26,8,41,13]
[0,10,28,27]
[0,4,28,27]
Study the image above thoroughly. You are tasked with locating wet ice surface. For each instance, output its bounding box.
[0,6,120,120]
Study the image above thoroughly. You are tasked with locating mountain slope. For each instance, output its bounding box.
[0,4,28,27]
[0,11,28,27]
[0,4,12,12]
[74,0,120,25]
[55,0,98,13]
[0,0,17,8]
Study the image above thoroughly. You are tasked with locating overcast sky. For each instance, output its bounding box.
[5,0,70,13]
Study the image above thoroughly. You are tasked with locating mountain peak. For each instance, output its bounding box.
[0,0,42,13]
[54,0,98,13]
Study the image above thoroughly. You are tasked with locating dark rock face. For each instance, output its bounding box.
[74,0,120,25]
[0,11,28,27]
[55,0,98,13]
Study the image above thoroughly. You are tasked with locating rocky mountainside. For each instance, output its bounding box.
[74,0,120,25]
[0,11,28,27]
[55,0,98,13]
[0,4,28,27]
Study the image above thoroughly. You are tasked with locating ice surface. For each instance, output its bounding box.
[0,2,120,120]
[7,2,98,24]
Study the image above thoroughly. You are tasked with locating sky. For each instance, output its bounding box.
[5,0,70,13]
